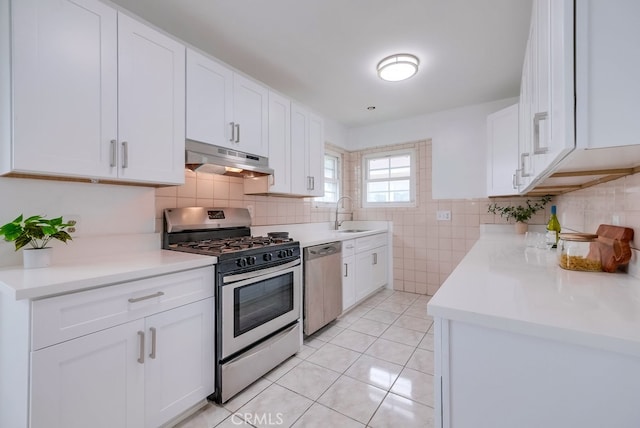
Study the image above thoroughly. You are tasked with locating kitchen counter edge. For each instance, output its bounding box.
[0,250,215,301]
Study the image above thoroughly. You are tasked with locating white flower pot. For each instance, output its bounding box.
[23,247,53,269]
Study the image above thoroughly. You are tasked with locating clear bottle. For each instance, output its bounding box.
[545,205,561,248]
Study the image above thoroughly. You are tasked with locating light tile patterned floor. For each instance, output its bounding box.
[175,289,435,428]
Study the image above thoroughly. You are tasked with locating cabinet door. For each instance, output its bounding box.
[372,245,388,289]
[355,250,375,301]
[308,112,325,197]
[342,254,356,311]
[186,49,234,148]
[233,74,268,157]
[486,104,519,196]
[290,103,309,195]
[11,0,118,179]
[117,13,185,185]
[291,103,325,196]
[518,28,534,192]
[30,320,145,428]
[144,298,214,428]
[267,91,292,193]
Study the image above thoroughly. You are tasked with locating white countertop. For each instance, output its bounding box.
[428,230,640,357]
[251,221,391,247]
[0,250,214,300]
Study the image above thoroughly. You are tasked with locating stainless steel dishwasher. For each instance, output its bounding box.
[303,241,343,335]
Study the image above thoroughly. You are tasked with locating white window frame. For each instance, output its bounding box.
[362,149,416,208]
[314,150,341,205]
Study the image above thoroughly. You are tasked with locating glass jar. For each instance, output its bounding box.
[558,233,602,272]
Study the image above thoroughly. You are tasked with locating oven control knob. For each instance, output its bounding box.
[286,248,294,257]
[236,258,247,268]
[247,256,257,265]
[263,253,273,261]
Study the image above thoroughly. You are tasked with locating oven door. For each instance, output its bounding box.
[220,259,301,360]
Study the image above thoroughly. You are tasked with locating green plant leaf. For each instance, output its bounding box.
[51,231,72,243]
[0,214,74,250]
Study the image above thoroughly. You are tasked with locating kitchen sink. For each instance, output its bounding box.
[337,229,369,233]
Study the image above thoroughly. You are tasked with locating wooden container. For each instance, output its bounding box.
[594,224,634,273]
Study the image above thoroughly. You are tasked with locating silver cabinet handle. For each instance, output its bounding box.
[311,176,315,190]
[137,331,145,364]
[128,291,164,304]
[110,140,117,167]
[121,141,129,168]
[229,122,235,142]
[533,112,549,154]
[520,153,532,177]
[235,124,240,143]
[149,327,157,359]
[344,263,348,277]
[373,252,378,265]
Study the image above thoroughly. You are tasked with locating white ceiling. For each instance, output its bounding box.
[110,0,532,128]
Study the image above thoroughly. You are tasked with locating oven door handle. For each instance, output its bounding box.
[223,259,301,284]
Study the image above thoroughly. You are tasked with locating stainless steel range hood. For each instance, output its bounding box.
[185,140,274,178]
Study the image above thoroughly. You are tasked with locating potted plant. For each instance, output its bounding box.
[0,214,75,268]
[487,196,551,234]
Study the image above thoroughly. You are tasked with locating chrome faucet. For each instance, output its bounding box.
[334,196,353,230]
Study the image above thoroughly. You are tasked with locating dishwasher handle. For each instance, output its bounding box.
[304,242,342,260]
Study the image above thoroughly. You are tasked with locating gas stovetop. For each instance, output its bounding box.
[162,207,301,272]
[168,236,296,257]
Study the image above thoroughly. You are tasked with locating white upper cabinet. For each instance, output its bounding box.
[515,0,640,193]
[517,0,573,192]
[10,0,118,179]
[233,73,269,157]
[291,103,324,197]
[244,95,326,197]
[486,104,519,196]
[308,112,325,197]
[186,49,234,149]
[186,48,268,157]
[6,0,185,185]
[117,13,186,185]
[575,0,640,150]
[265,91,292,193]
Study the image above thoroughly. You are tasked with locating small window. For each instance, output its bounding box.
[363,149,416,207]
[315,151,341,204]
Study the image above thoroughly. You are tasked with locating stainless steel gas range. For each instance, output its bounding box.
[162,207,301,403]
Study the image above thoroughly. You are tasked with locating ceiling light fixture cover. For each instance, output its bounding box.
[377,53,419,82]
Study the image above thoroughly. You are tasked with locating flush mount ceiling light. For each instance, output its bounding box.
[377,53,419,82]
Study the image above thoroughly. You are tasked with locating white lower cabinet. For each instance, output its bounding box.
[341,240,356,311]
[31,320,145,428]
[343,233,389,305]
[29,267,214,428]
[355,245,387,301]
[145,299,214,428]
[434,318,640,428]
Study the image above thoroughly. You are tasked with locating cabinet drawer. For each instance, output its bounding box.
[355,233,387,253]
[342,239,356,257]
[31,267,214,351]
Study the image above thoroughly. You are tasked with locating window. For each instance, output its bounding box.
[315,151,341,203]
[363,149,416,206]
